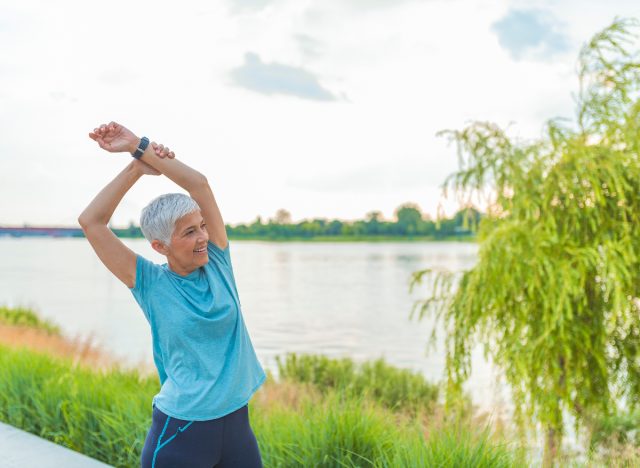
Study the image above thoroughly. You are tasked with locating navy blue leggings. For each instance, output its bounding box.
[141,404,263,468]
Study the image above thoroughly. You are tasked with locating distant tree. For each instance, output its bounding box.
[340,222,354,236]
[365,210,383,234]
[352,220,367,236]
[312,218,327,228]
[365,210,383,222]
[274,209,292,225]
[452,206,482,233]
[298,220,322,238]
[411,19,640,466]
[247,216,266,236]
[416,219,436,237]
[395,203,423,235]
[326,220,343,236]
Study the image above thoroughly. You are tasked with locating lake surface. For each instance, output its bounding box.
[0,238,507,409]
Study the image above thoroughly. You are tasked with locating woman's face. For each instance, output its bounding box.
[153,210,209,276]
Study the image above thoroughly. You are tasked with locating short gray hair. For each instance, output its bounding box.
[140,193,200,246]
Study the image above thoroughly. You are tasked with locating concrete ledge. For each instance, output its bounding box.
[0,421,113,467]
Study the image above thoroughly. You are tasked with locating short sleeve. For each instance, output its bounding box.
[207,240,232,269]
[128,255,163,319]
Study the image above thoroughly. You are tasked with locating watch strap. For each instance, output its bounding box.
[131,136,150,159]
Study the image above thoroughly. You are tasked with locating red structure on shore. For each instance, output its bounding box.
[0,226,83,238]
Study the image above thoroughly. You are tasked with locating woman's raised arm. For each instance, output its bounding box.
[89,122,228,249]
[78,160,157,288]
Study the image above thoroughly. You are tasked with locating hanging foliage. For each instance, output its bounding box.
[411,18,640,464]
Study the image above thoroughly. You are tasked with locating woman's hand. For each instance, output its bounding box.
[151,142,175,159]
[89,122,139,153]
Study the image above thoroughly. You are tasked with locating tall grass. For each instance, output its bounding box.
[276,353,439,414]
[252,389,523,468]
[0,305,117,370]
[0,343,525,468]
[585,411,640,467]
[0,344,152,466]
[0,305,60,334]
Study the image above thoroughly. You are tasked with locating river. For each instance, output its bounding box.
[0,237,507,411]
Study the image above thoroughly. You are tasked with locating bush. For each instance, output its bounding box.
[276,353,439,414]
[0,305,61,334]
[252,391,523,468]
[590,410,640,448]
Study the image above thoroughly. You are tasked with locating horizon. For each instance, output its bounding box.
[0,201,479,229]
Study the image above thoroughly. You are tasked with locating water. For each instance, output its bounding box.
[0,237,506,410]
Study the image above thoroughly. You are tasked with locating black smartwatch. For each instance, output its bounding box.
[131,137,150,159]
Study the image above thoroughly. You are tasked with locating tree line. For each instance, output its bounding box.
[228,204,481,239]
[112,204,481,240]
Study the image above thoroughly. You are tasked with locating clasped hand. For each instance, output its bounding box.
[89,121,176,175]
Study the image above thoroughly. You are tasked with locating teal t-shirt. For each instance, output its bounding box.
[129,240,266,421]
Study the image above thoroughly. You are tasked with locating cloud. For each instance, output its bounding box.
[295,34,324,60]
[229,52,337,101]
[229,0,420,15]
[227,0,276,13]
[342,0,420,10]
[491,9,570,61]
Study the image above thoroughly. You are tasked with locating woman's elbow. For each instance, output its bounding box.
[190,173,209,191]
[77,214,88,228]
[195,173,209,188]
[78,213,99,228]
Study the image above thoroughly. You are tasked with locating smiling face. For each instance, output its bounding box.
[151,210,209,276]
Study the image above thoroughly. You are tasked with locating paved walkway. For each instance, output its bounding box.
[0,421,113,467]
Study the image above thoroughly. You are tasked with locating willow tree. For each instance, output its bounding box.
[411,19,640,465]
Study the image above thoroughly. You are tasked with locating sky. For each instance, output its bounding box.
[1,0,639,226]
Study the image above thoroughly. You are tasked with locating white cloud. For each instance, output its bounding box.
[491,8,570,60]
[229,52,337,100]
[226,0,277,13]
[294,33,324,60]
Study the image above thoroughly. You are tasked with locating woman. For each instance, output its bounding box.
[79,122,266,468]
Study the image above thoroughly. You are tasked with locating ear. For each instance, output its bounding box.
[151,239,169,255]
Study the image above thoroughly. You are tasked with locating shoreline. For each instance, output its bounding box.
[0,235,477,243]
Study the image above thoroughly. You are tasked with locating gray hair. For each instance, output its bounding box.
[140,193,201,246]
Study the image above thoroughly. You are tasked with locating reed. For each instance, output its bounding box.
[250,389,523,468]
[276,353,439,414]
[0,344,525,468]
[0,305,119,371]
[0,305,60,334]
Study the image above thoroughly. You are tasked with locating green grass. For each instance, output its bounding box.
[276,353,439,414]
[0,344,525,468]
[0,305,61,334]
[590,410,640,448]
[0,344,152,466]
[252,392,523,468]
